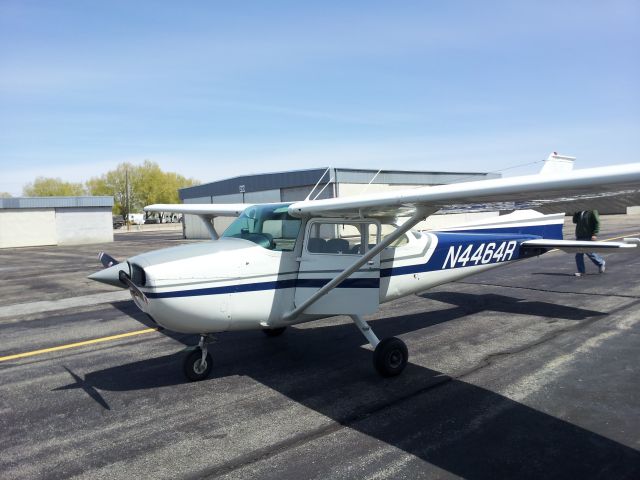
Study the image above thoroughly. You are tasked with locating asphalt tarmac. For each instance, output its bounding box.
[1,218,639,479]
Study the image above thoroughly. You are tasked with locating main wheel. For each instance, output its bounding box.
[262,327,287,337]
[373,337,408,377]
[183,349,213,381]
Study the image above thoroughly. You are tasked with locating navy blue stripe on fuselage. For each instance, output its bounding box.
[145,277,379,299]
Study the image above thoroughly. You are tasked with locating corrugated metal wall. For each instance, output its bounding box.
[0,209,57,248]
[0,206,113,248]
[55,208,113,245]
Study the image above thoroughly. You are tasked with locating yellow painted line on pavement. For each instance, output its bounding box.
[602,232,640,241]
[0,328,158,362]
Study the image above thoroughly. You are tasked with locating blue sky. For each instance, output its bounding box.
[1,0,638,195]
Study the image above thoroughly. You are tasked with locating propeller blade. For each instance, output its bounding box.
[98,252,119,268]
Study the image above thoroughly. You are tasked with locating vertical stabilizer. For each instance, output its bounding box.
[539,152,575,175]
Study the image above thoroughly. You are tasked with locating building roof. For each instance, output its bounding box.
[180,167,499,200]
[0,196,114,209]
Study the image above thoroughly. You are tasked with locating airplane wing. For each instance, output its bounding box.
[288,163,640,219]
[144,203,247,216]
[145,203,247,240]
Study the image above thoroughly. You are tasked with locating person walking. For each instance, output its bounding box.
[573,210,606,277]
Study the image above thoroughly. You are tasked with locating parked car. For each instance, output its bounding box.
[127,213,145,225]
[112,215,125,229]
[144,217,159,224]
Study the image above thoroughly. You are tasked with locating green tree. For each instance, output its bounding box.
[0,192,12,198]
[23,177,86,196]
[86,162,137,216]
[85,161,199,217]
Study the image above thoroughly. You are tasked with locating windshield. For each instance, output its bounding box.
[221,203,302,251]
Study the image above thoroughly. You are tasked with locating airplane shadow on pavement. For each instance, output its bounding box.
[53,291,639,479]
[419,291,605,320]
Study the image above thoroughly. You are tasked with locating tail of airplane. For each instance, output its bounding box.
[539,152,575,175]
[432,152,576,238]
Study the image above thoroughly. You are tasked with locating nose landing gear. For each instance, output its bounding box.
[183,334,215,381]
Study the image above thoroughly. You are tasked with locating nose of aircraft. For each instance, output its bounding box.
[88,262,129,288]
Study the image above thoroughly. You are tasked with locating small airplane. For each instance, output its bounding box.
[89,153,640,381]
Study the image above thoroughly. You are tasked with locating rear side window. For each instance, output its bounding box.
[306,221,379,255]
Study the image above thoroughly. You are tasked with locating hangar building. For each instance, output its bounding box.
[179,167,501,239]
[0,196,114,249]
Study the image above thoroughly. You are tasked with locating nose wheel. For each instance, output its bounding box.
[183,334,214,381]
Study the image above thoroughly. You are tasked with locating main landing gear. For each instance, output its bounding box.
[351,315,408,377]
[182,321,407,382]
[183,334,214,381]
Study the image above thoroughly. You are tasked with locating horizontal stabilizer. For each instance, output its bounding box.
[521,238,639,254]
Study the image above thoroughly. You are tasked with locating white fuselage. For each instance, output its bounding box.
[127,211,557,334]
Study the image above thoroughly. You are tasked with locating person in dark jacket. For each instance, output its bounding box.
[572,210,605,277]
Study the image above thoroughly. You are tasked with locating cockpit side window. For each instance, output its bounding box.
[221,203,301,251]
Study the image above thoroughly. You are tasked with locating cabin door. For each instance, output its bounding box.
[294,219,380,315]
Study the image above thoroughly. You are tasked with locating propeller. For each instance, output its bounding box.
[89,253,128,288]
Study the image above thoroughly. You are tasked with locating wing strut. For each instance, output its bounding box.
[198,215,219,240]
[280,207,433,323]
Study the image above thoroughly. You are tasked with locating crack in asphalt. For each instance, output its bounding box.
[455,298,640,381]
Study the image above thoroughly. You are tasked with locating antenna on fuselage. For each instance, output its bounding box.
[305,167,333,201]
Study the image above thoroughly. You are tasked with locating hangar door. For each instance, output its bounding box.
[295,219,380,315]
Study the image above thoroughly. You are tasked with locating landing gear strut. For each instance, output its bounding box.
[350,315,408,377]
[183,334,214,381]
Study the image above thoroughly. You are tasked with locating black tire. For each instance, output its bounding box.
[373,337,408,377]
[262,327,287,337]
[183,349,213,381]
